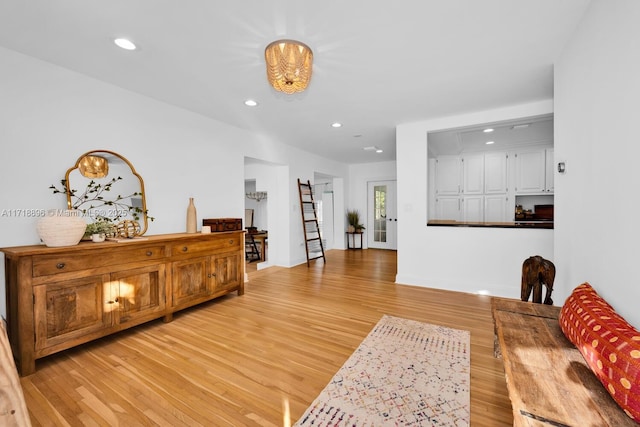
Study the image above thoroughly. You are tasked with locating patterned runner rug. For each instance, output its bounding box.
[295,315,470,426]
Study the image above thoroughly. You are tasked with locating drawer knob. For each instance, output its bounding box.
[146,251,153,256]
[182,246,188,252]
[229,240,234,244]
[56,263,65,269]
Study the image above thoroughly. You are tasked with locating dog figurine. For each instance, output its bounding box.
[521,255,556,305]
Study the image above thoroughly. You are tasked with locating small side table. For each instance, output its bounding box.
[346,231,363,249]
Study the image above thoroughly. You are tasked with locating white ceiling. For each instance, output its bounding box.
[0,1,590,164]
[428,114,554,157]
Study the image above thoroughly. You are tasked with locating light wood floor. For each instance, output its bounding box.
[20,249,513,426]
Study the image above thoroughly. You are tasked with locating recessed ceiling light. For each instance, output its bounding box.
[244,99,258,107]
[114,38,137,50]
[511,123,531,130]
[364,146,383,152]
[331,122,342,128]
[485,141,495,145]
[483,128,494,133]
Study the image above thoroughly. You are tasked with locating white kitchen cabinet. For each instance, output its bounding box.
[462,196,484,222]
[514,148,553,194]
[545,149,554,192]
[484,152,508,194]
[462,155,484,194]
[433,152,509,222]
[485,194,511,222]
[435,156,461,195]
[435,196,461,220]
[431,145,553,223]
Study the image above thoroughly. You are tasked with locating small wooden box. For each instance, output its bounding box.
[202,218,243,232]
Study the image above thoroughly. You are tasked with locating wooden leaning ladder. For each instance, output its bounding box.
[297,179,326,266]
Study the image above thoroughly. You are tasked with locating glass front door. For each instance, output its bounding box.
[367,180,397,250]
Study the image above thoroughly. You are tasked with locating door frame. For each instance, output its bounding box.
[367,180,397,250]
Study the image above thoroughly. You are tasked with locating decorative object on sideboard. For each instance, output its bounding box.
[186,197,197,233]
[246,191,267,202]
[115,219,141,239]
[91,233,106,243]
[264,39,313,94]
[84,217,116,242]
[36,209,87,247]
[50,149,153,236]
[202,218,243,232]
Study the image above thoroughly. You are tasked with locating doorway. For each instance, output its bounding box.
[367,180,397,250]
[313,174,336,250]
[244,157,285,271]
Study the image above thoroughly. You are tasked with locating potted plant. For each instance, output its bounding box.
[84,218,116,242]
[346,209,365,233]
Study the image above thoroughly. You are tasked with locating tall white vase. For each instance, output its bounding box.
[36,209,87,247]
[186,198,197,233]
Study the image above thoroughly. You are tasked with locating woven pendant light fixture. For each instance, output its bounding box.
[264,39,313,94]
[78,155,109,178]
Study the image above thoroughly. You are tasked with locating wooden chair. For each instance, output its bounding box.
[244,209,260,262]
[245,235,261,262]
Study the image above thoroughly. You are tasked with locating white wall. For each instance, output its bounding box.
[555,0,640,327]
[396,101,555,298]
[0,46,348,318]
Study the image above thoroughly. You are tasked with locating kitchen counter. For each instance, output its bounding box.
[428,219,553,229]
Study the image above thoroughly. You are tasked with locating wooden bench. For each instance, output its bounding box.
[0,319,30,426]
[492,297,635,427]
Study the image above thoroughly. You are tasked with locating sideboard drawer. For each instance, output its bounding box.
[32,245,166,277]
[171,236,241,256]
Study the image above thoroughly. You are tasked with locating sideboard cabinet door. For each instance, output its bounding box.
[171,256,212,308]
[33,274,112,354]
[212,251,242,293]
[171,251,243,308]
[111,264,166,325]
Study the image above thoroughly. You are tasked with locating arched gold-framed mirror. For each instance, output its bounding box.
[62,150,150,235]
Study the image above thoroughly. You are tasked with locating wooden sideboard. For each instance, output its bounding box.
[1,231,244,376]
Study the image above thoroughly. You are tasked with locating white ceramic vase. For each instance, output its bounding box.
[36,209,87,247]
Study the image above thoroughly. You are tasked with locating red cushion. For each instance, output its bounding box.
[559,282,640,422]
